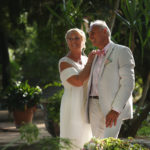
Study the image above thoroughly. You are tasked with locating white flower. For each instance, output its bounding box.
[16,81,21,86]
[23,92,28,97]
[87,142,96,150]
[36,86,42,91]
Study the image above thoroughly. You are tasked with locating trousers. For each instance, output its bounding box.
[89,98,122,138]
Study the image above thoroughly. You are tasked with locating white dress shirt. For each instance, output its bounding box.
[90,42,111,96]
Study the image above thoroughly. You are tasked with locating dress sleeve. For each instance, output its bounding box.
[60,67,79,82]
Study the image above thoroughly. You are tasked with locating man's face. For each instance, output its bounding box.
[89,25,105,48]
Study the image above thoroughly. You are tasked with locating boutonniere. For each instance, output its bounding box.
[104,57,112,66]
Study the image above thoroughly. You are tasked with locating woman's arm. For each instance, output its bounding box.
[60,51,96,87]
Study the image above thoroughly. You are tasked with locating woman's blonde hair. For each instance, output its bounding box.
[65,28,86,51]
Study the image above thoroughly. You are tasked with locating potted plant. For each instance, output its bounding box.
[3,81,42,128]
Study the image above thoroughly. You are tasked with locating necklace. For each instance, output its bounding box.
[67,52,82,64]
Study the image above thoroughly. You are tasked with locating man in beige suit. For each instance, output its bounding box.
[86,20,135,138]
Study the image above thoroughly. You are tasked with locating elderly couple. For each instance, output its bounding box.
[58,20,135,149]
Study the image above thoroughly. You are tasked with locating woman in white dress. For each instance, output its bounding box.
[59,28,96,149]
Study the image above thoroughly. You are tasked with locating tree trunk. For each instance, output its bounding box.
[110,0,120,32]
[119,76,150,137]
[0,30,10,90]
[138,72,150,107]
[119,100,150,138]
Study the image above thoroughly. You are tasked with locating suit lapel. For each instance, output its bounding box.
[98,42,116,79]
[90,55,98,76]
[87,55,98,96]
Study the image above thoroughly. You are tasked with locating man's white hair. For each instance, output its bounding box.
[90,20,111,38]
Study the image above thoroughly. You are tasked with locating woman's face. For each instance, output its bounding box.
[67,31,83,52]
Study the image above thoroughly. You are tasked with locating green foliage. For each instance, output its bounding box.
[83,137,149,150]
[2,137,73,150]
[38,137,74,150]
[8,49,23,81]
[135,0,150,60]
[137,126,150,138]
[14,0,89,84]
[44,81,62,89]
[115,0,150,71]
[8,0,115,84]
[2,123,73,150]
[116,0,141,49]
[0,0,117,86]
[2,81,42,111]
[19,123,39,145]
[137,120,150,138]
[46,88,63,124]
[133,76,143,102]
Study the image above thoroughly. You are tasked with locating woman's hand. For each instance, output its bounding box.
[87,50,97,64]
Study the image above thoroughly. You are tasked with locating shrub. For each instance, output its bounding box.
[83,137,149,150]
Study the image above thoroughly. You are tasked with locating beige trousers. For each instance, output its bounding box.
[89,98,122,138]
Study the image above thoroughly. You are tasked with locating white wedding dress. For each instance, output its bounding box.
[59,56,92,150]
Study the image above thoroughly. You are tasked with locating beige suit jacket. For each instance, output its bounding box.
[85,41,135,123]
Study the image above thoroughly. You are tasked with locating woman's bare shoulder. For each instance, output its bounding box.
[59,61,73,72]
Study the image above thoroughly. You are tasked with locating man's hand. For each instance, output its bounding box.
[106,110,120,128]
